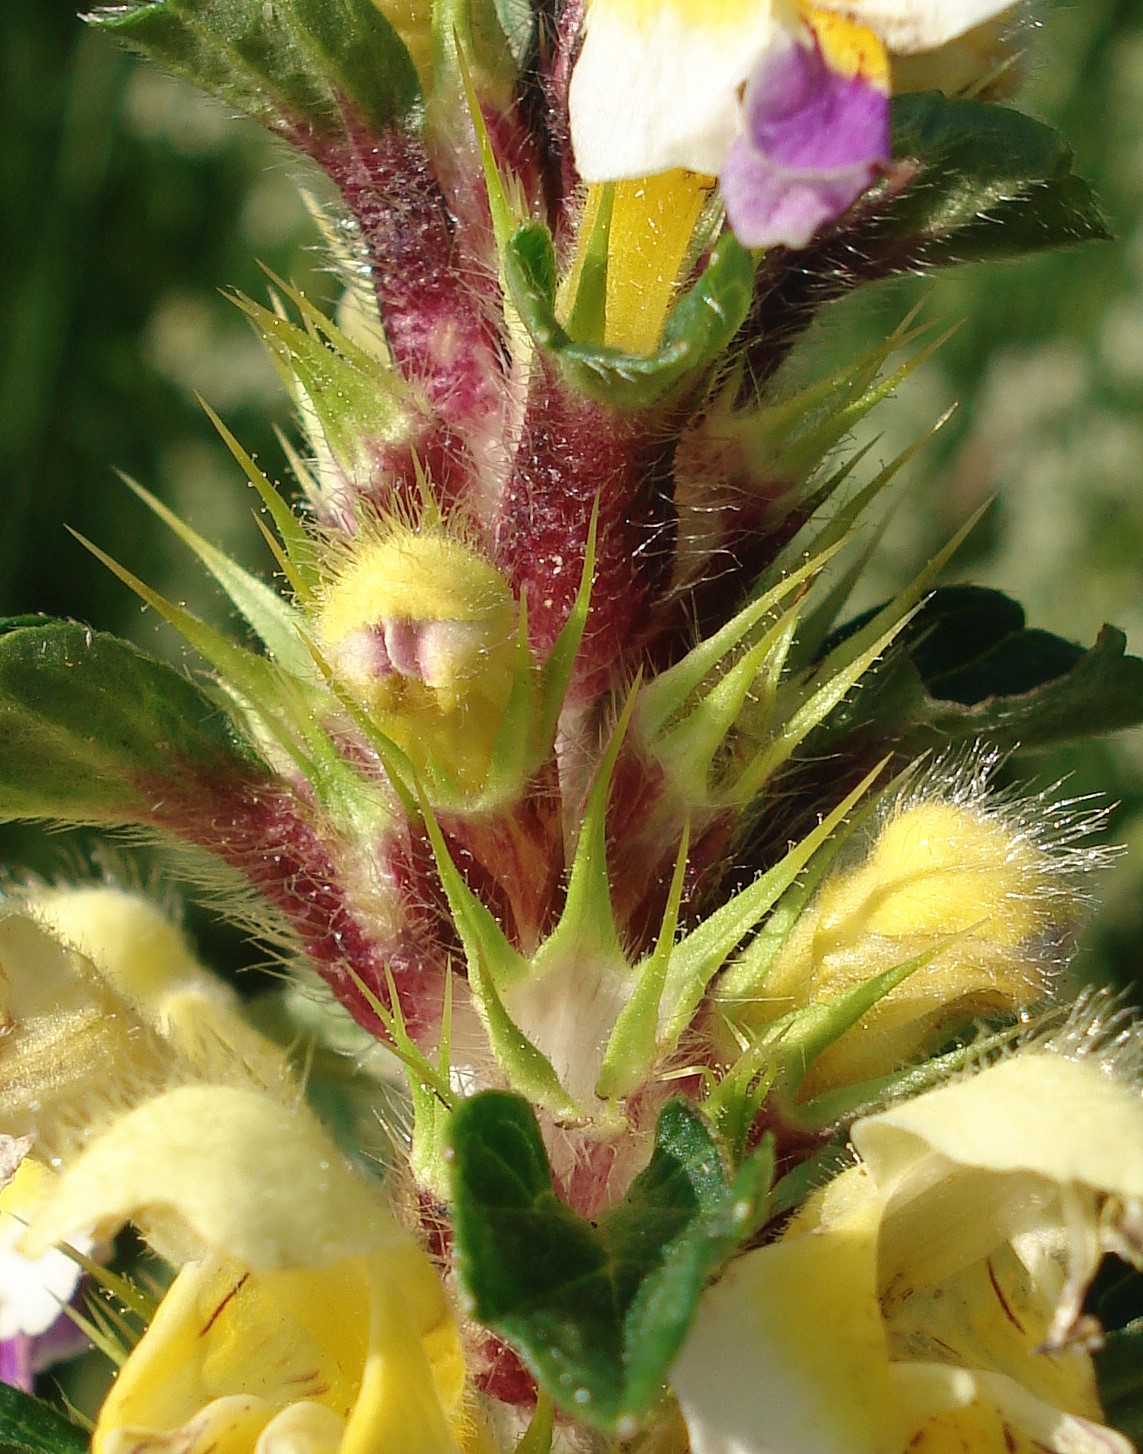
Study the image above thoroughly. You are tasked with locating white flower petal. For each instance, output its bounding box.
[815,0,1021,56]
[569,0,786,179]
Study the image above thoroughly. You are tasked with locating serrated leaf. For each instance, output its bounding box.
[450,1092,772,1434]
[0,1384,89,1454]
[505,229,755,410]
[872,92,1110,267]
[820,586,1143,754]
[91,0,420,141]
[0,618,262,823]
[743,97,1108,385]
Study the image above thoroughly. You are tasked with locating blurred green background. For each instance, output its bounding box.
[3,0,1143,991]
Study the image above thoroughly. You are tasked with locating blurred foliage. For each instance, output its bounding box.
[0,0,332,963]
[5,0,1143,993]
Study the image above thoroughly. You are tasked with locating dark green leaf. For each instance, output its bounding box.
[91,0,420,139]
[872,92,1110,268]
[450,1091,771,1433]
[819,587,1143,754]
[504,229,755,410]
[0,617,264,822]
[1096,1319,1143,1447]
[0,1384,88,1454]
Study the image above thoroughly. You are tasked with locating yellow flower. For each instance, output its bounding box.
[20,1083,474,1454]
[673,1047,1142,1454]
[568,0,1020,184]
[0,908,476,1454]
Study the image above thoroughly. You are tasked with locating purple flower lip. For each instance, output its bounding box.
[720,31,891,250]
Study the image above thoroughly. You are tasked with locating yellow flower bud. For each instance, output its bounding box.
[315,528,520,795]
[29,884,287,1087]
[733,791,1074,1091]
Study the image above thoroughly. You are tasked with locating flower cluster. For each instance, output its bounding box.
[0,1,1140,1453]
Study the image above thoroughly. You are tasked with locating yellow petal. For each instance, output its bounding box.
[853,1051,1143,1203]
[31,885,289,1088]
[95,1246,465,1454]
[891,1364,1133,1454]
[573,172,714,355]
[22,1083,403,1270]
[0,913,177,1162]
[674,1185,908,1454]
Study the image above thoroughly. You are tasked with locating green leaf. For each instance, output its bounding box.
[0,1384,88,1454]
[450,1092,771,1434]
[1097,1319,1143,1447]
[819,587,1143,754]
[0,617,263,823]
[870,92,1109,269]
[91,0,420,140]
[504,228,755,410]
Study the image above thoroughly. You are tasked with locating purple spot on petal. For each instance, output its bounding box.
[720,33,890,250]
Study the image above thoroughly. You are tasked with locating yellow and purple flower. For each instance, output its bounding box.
[569,0,1023,247]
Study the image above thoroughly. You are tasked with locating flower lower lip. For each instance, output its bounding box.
[720,31,890,249]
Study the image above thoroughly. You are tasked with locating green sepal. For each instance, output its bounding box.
[505,227,755,409]
[658,758,886,1051]
[200,399,320,603]
[231,288,418,488]
[715,778,879,1002]
[449,1091,773,1434]
[821,586,1143,754]
[788,1020,1027,1135]
[418,794,577,1117]
[638,540,842,745]
[91,0,421,140]
[870,92,1109,269]
[0,1383,89,1454]
[597,823,689,1101]
[755,942,942,1097]
[515,1395,554,1454]
[432,0,518,110]
[0,617,263,823]
[537,680,638,968]
[121,474,314,680]
[74,534,385,835]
